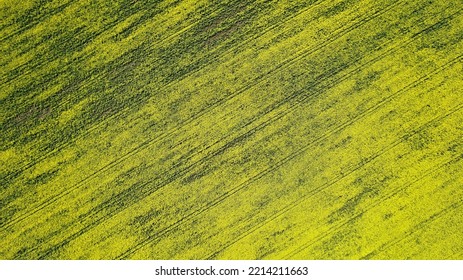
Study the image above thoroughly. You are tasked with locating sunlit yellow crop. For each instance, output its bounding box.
[1,0,462,260]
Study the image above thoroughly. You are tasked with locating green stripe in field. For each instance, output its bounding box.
[1,0,462,259]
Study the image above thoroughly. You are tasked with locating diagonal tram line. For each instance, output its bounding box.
[3,0,405,229]
[116,50,463,260]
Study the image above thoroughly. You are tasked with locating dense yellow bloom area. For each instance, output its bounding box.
[1,0,462,259]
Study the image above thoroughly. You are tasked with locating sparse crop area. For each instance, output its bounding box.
[1,0,463,259]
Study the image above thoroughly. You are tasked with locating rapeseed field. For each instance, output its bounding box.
[1,0,462,259]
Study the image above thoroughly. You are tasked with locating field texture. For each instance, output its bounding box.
[1,0,463,259]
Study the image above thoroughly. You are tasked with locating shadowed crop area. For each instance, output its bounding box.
[1,0,463,259]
